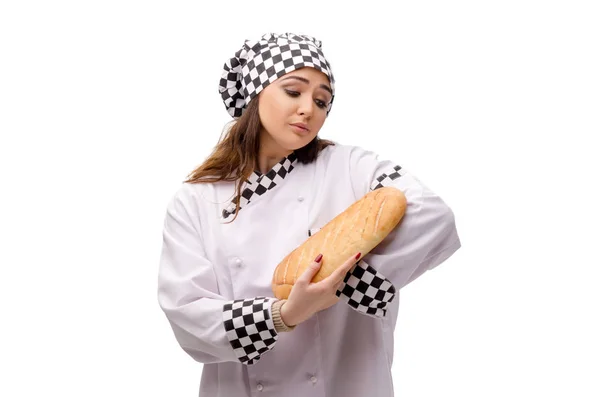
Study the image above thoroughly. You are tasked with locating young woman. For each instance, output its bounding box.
[157,32,461,397]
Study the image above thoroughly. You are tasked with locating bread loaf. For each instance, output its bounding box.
[271,186,407,300]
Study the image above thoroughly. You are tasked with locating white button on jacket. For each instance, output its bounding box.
[158,143,461,396]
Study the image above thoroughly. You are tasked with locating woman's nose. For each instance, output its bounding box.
[297,97,313,117]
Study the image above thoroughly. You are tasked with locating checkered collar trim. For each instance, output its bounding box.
[222,152,298,219]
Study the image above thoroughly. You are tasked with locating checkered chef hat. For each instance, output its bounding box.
[218,33,336,118]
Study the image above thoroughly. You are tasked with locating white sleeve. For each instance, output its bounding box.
[157,186,280,365]
[335,145,461,318]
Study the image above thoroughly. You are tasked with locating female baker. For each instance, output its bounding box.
[157,32,461,397]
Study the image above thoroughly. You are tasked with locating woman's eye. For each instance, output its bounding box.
[285,89,327,109]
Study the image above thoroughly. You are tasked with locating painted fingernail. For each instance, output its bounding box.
[355,252,361,260]
[315,254,323,263]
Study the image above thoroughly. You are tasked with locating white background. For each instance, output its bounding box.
[1,0,599,396]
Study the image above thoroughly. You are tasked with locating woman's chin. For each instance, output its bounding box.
[288,136,315,150]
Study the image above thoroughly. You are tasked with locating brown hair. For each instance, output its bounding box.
[184,97,336,223]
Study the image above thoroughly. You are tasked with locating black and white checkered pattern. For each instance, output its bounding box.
[336,260,396,318]
[222,152,298,219]
[371,164,406,191]
[223,297,278,365]
[219,33,336,118]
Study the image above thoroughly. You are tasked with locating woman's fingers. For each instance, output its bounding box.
[296,253,324,284]
[319,252,361,289]
[332,252,361,281]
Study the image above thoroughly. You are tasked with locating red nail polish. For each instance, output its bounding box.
[315,254,323,263]
[355,252,361,260]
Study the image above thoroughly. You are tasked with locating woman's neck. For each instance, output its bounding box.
[256,150,292,174]
[256,129,293,174]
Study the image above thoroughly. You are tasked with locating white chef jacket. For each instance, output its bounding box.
[157,142,461,397]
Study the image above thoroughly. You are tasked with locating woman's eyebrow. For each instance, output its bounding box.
[280,75,332,95]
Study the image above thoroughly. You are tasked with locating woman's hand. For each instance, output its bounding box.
[280,252,361,327]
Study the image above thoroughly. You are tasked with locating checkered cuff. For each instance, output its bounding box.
[223,297,279,365]
[336,260,396,318]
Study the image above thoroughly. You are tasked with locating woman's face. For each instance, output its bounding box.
[257,67,333,153]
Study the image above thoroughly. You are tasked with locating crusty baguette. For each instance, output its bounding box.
[271,186,407,300]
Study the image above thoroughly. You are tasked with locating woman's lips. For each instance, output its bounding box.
[290,124,310,134]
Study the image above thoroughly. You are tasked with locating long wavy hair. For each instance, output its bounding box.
[184,98,336,223]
